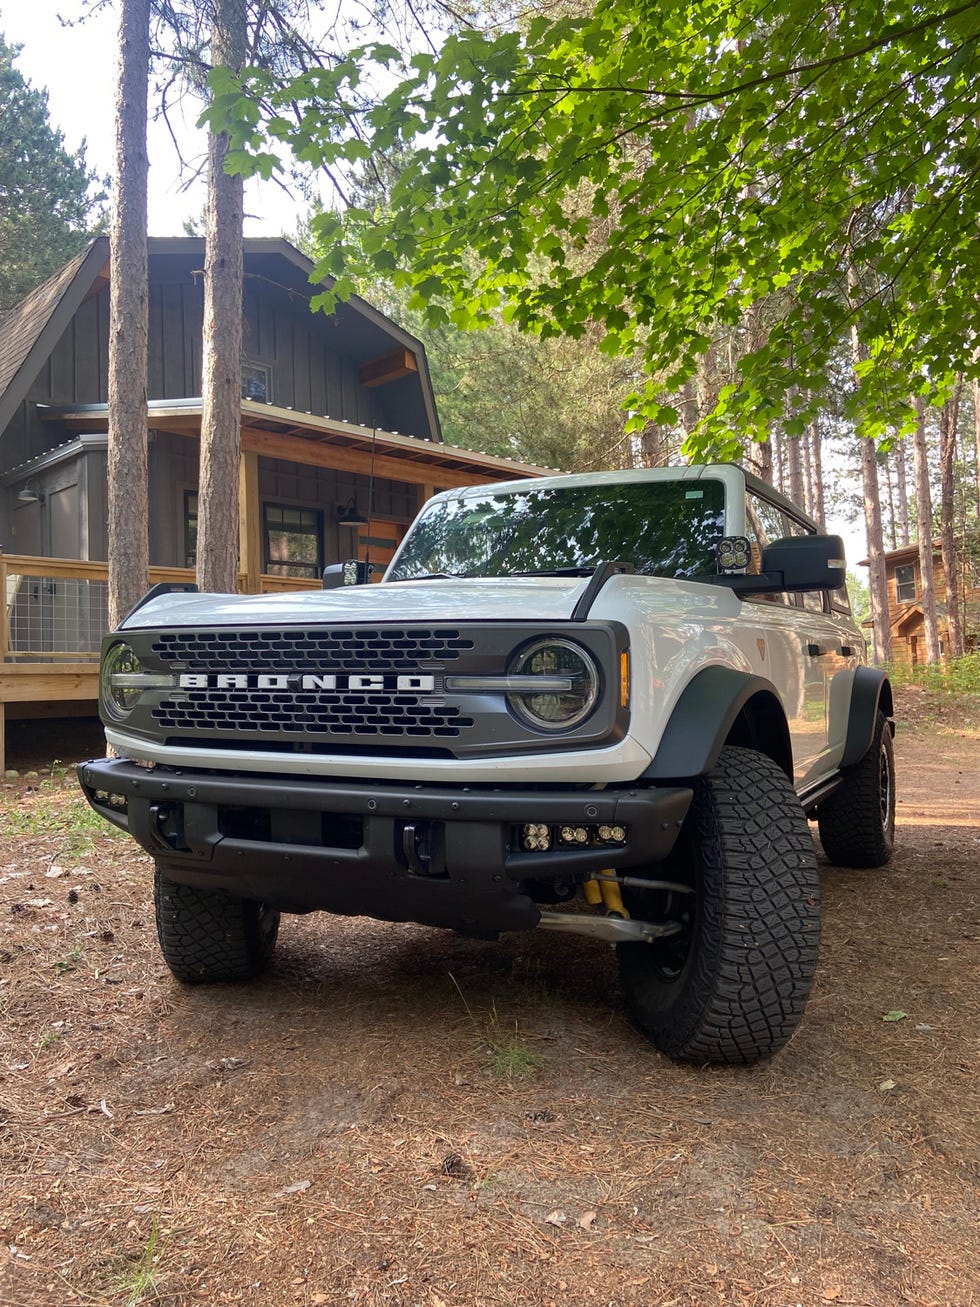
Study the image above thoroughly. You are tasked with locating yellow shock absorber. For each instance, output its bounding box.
[583,878,603,906]
[598,872,629,920]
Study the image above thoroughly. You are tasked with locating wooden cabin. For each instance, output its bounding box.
[0,237,544,765]
[872,540,980,665]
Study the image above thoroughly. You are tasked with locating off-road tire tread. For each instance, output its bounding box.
[817,711,894,868]
[154,866,280,984]
[619,746,820,1066]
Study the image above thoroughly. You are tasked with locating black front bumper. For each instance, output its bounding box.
[78,759,692,937]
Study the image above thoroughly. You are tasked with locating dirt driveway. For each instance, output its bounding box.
[1,690,978,1307]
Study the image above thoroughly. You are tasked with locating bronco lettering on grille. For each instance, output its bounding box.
[177,673,437,692]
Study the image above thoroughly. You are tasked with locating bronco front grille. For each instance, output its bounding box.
[152,690,472,738]
[151,628,475,671]
[118,620,624,759]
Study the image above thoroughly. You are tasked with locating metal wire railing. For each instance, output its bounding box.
[0,553,317,662]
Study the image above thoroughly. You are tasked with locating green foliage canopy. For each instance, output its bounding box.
[0,35,105,309]
[212,1,980,455]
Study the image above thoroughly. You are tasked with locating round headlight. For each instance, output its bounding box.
[507,639,600,731]
[101,642,143,719]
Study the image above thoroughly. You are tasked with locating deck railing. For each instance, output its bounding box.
[0,552,317,664]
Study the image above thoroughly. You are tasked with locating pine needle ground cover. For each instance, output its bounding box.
[1,691,978,1306]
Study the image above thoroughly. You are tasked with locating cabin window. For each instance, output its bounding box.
[263,504,323,579]
[184,491,198,568]
[895,564,915,603]
[242,361,271,403]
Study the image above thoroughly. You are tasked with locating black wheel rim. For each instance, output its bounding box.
[879,740,893,832]
[647,892,694,983]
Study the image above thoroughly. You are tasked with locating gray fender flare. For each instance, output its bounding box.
[836,665,894,768]
[643,665,793,782]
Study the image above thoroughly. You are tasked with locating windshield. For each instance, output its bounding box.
[387,479,727,581]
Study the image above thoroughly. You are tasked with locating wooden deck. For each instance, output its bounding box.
[0,551,316,772]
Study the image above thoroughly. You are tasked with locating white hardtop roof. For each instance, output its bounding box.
[425,463,821,533]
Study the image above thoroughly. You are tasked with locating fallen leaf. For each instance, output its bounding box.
[579,1210,597,1230]
[879,1079,897,1091]
[545,1209,567,1227]
[882,1010,907,1022]
[822,1289,842,1301]
[278,1180,311,1196]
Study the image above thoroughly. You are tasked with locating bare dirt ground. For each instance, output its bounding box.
[1,690,978,1307]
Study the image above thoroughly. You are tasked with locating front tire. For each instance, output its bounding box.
[618,746,820,1065]
[817,710,895,868]
[154,865,280,983]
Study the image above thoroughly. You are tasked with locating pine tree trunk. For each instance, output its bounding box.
[884,455,897,549]
[745,438,773,485]
[859,433,892,664]
[197,0,246,595]
[847,247,891,665]
[808,416,826,528]
[107,0,150,629]
[895,437,910,546]
[973,376,980,522]
[778,431,789,496]
[785,433,804,508]
[801,426,814,519]
[912,396,941,664]
[939,381,964,658]
[635,424,663,468]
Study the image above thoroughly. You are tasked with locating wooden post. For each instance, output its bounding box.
[238,449,261,593]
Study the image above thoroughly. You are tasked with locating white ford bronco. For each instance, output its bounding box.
[79,464,895,1065]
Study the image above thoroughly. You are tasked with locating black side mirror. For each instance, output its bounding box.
[706,534,846,595]
[761,534,846,591]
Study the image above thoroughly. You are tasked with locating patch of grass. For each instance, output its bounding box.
[54,947,84,974]
[115,1220,164,1306]
[448,973,545,1080]
[486,1020,545,1079]
[887,653,980,695]
[0,789,118,858]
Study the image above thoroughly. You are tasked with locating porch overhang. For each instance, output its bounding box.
[39,399,550,491]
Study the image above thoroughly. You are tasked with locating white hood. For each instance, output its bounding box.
[121,576,592,630]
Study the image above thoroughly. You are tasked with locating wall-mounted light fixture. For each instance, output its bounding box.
[336,496,369,528]
[17,483,45,505]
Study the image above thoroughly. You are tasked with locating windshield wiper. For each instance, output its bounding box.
[391,571,471,582]
[506,566,597,577]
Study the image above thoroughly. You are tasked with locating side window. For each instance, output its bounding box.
[895,564,916,603]
[780,510,826,613]
[831,584,853,616]
[744,493,794,605]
